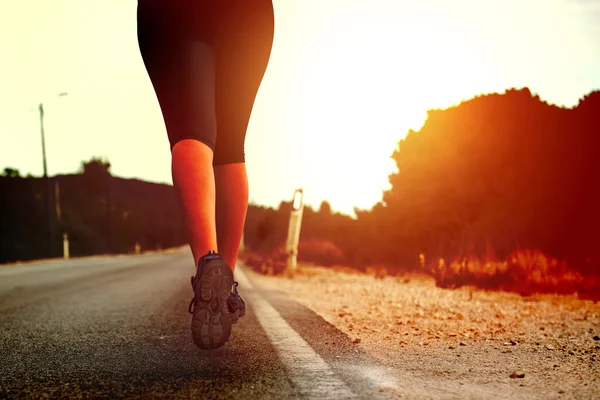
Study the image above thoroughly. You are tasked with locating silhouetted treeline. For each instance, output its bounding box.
[3,88,599,283]
[244,88,600,278]
[373,88,599,271]
[0,159,187,263]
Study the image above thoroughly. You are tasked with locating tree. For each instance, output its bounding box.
[318,200,332,215]
[79,157,111,178]
[371,87,600,266]
[2,167,20,178]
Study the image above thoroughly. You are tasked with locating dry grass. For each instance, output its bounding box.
[242,246,600,300]
[424,249,600,301]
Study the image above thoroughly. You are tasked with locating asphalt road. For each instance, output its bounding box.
[0,249,398,399]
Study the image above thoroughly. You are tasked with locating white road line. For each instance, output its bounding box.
[235,267,357,399]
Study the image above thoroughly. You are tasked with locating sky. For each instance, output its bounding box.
[1,0,599,216]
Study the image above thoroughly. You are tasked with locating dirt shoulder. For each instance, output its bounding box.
[245,264,600,399]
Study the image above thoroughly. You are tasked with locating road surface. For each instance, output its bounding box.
[0,249,400,399]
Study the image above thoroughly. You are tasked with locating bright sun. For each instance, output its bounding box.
[248,0,493,214]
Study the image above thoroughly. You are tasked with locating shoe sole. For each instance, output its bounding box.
[191,259,233,350]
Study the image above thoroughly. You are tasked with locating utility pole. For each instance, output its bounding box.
[38,92,67,258]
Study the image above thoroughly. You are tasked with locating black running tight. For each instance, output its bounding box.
[136,0,274,165]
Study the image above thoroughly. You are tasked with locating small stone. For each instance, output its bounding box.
[558,390,565,394]
[459,342,467,346]
[546,344,555,350]
[593,335,600,341]
[353,338,361,344]
[399,340,408,345]
[448,333,457,337]
[509,371,525,379]
[448,346,455,349]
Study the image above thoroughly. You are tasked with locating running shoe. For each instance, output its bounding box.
[227,281,246,324]
[188,250,233,350]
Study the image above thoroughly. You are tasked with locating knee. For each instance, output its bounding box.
[213,148,245,166]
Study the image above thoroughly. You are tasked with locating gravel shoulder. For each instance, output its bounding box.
[245,264,600,399]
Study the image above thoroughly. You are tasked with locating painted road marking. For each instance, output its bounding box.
[235,267,357,399]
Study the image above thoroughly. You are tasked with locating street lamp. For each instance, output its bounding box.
[38,92,68,258]
[39,92,68,178]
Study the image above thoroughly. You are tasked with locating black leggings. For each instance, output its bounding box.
[136,0,274,165]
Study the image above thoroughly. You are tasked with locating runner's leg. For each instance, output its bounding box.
[137,2,219,266]
[213,1,275,271]
[171,39,218,265]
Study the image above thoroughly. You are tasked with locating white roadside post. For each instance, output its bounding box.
[62,233,69,260]
[285,189,304,272]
